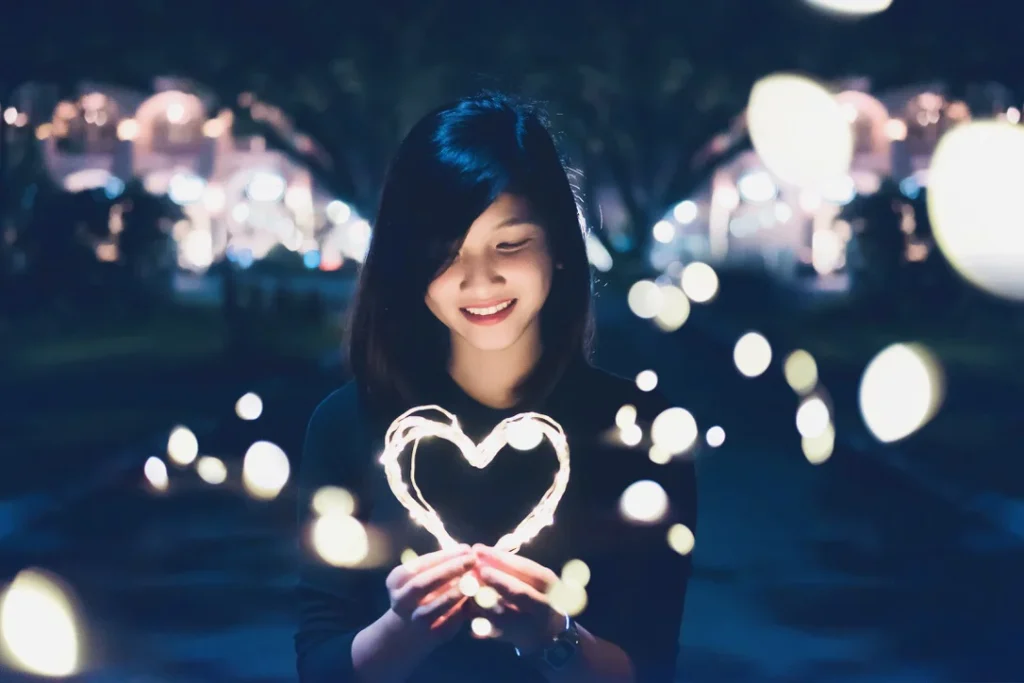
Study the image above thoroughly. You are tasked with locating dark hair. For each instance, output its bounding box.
[346,92,594,413]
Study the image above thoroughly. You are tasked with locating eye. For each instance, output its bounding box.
[497,239,531,251]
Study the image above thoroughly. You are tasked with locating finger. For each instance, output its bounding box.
[387,545,468,592]
[411,582,464,624]
[479,565,548,612]
[403,545,471,580]
[473,545,553,591]
[431,595,470,635]
[420,576,460,606]
[395,554,476,606]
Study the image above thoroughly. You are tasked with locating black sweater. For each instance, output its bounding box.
[295,361,697,683]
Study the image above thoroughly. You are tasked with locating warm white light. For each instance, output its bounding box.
[803,0,893,16]
[859,344,943,443]
[312,486,357,517]
[927,120,1024,300]
[144,456,169,492]
[733,332,773,378]
[737,171,778,203]
[650,407,698,456]
[196,456,227,485]
[326,200,352,223]
[667,523,696,555]
[680,262,719,303]
[796,397,831,438]
[615,404,637,429]
[627,280,663,319]
[784,350,819,394]
[0,569,81,677]
[747,73,854,191]
[470,617,494,637]
[705,426,726,447]
[242,441,291,500]
[312,513,369,567]
[652,220,676,244]
[167,426,198,466]
[673,200,698,224]
[652,285,690,332]
[235,392,263,420]
[618,423,642,447]
[380,406,569,554]
[619,480,669,524]
[246,172,286,203]
[635,370,658,392]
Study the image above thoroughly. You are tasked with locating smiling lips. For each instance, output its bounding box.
[460,298,517,325]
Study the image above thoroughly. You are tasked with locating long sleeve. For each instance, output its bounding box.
[295,384,388,683]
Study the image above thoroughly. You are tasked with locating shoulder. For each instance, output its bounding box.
[307,380,363,432]
[301,380,376,472]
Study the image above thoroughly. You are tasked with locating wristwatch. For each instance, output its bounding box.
[515,613,581,670]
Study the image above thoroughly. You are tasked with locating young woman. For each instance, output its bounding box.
[296,93,697,683]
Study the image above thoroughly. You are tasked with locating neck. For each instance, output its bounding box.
[448,331,541,410]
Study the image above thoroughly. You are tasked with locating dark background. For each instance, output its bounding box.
[1,1,1022,681]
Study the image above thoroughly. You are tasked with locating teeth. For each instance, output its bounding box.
[465,300,513,316]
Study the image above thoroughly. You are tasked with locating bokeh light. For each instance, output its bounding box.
[561,559,591,588]
[312,513,369,567]
[470,617,494,638]
[705,426,726,447]
[619,480,669,524]
[547,579,588,617]
[235,392,263,420]
[747,73,854,191]
[652,284,691,332]
[667,523,696,556]
[506,419,544,451]
[927,120,1024,300]
[618,422,643,447]
[680,262,720,303]
[615,404,637,429]
[627,280,663,319]
[784,350,819,394]
[0,569,81,678]
[143,456,169,492]
[733,332,773,378]
[196,456,227,485]
[859,343,944,443]
[167,425,198,466]
[312,486,357,517]
[635,370,658,392]
[802,422,836,464]
[803,0,893,16]
[651,407,699,456]
[795,396,831,439]
[242,441,291,500]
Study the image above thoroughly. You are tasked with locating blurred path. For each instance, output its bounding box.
[0,293,1021,681]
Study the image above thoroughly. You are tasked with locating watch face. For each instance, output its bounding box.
[544,642,573,668]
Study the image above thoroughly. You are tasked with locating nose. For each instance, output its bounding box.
[457,252,504,294]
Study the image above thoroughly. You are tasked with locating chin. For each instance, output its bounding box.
[455,325,526,353]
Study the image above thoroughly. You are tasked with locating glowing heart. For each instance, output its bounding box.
[380,405,570,554]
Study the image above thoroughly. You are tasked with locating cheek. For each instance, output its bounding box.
[425,274,457,314]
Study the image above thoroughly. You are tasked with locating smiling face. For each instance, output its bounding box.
[425,193,554,358]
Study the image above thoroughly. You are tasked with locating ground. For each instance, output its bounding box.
[1,284,1021,681]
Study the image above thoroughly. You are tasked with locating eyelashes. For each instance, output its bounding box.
[497,239,531,252]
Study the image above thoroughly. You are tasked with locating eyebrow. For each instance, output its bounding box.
[491,216,539,231]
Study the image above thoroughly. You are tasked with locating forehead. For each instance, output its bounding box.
[464,194,538,238]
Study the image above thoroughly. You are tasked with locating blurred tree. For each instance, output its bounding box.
[116,179,182,308]
[6,0,1024,267]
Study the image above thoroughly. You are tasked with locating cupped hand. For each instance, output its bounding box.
[470,544,566,656]
[385,545,477,643]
